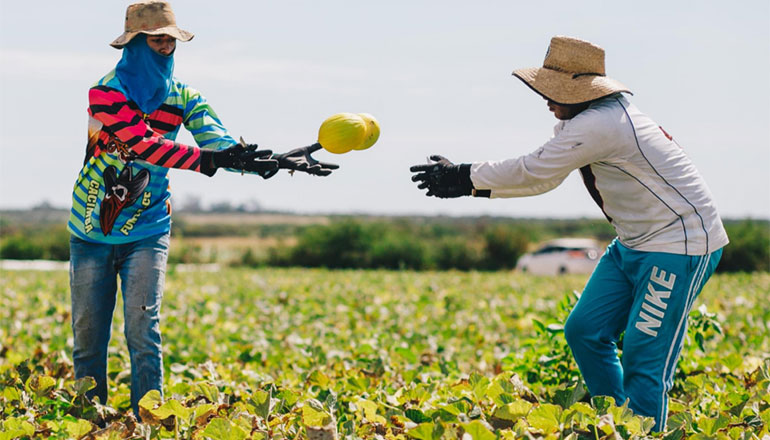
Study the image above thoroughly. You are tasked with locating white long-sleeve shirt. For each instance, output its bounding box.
[470,94,728,255]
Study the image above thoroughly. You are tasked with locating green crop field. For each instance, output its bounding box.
[1,268,769,439]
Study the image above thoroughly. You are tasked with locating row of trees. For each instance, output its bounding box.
[266,219,530,271]
[1,215,768,272]
[255,218,769,272]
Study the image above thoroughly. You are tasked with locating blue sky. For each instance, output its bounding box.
[1,0,768,218]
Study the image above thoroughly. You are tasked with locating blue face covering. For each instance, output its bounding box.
[115,34,174,115]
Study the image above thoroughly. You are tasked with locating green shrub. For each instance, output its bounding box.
[43,228,71,261]
[432,236,481,270]
[290,220,374,268]
[481,225,529,270]
[266,242,293,267]
[369,232,428,270]
[238,248,265,267]
[167,243,208,264]
[0,225,70,261]
[718,220,770,272]
[0,235,45,259]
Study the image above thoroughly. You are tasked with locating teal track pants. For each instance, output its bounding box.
[564,239,722,431]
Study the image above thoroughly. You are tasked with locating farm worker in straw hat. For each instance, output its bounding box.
[410,36,728,431]
[67,0,338,419]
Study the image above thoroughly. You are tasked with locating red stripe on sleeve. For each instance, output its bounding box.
[182,155,200,171]
[166,149,191,166]
[143,139,179,163]
[88,86,204,172]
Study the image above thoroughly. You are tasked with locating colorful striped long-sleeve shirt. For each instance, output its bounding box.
[68,69,237,244]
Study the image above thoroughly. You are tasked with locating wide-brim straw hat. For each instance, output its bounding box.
[110,0,194,49]
[513,36,631,105]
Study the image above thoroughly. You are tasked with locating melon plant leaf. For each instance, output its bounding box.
[201,417,248,440]
[758,407,770,425]
[28,374,56,396]
[407,422,436,440]
[69,377,96,397]
[193,403,217,427]
[194,382,220,404]
[469,372,490,401]
[406,408,432,424]
[302,402,332,427]
[138,389,163,411]
[590,395,616,415]
[666,411,693,432]
[152,398,190,421]
[395,347,418,363]
[251,389,271,420]
[494,398,533,421]
[0,417,36,439]
[698,414,730,436]
[64,418,93,439]
[527,403,563,433]
[462,420,496,440]
[356,398,386,424]
[307,370,330,388]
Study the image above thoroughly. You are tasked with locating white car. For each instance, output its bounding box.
[516,238,603,275]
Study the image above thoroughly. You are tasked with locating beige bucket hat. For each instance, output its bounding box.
[110,0,194,49]
[513,36,631,105]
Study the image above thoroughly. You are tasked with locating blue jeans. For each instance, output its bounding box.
[564,239,721,432]
[69,232,169,417]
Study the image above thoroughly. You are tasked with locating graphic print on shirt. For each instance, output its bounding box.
[84,117,103,165]
[105,136,136,163]
[99,165,150,235]
[658,126,673,142]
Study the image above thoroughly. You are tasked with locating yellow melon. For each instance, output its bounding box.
[354,113,380,150]
[317,113,366,154]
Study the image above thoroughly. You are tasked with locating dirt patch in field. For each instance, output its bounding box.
[177,213,329,226]
[0,260,69,271]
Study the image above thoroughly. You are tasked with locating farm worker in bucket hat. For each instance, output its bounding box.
[67,0,338,420]
[410,36,728,432]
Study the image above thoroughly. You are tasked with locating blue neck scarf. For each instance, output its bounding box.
[115,34,174,115]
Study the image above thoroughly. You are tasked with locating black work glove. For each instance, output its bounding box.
[261,142,340,179]
[409,155,473,198]
[200,142,279,177]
